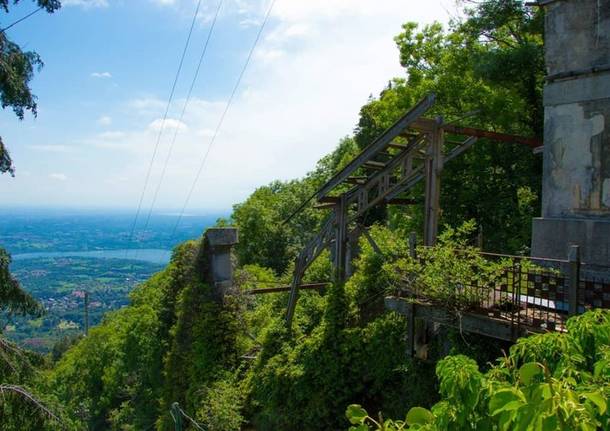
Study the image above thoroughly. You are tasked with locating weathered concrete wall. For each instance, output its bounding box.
[542,96,610,216]
[532,0,610,269]
[541,0,610,217]
[545,0,610,76]
[532,217,610,267]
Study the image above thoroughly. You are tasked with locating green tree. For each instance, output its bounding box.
[231,137,358,275]
[0,0,61,175]
[0,248,42,318]
[355,1,543,253]
[1,5,68,426]
[1,253,73,430]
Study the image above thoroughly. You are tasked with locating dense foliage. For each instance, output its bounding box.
[231,137,358,275]
[5,2,595,430]
[0,248,42,317]
[356,0,543,253]
[347,310,610,430]
[1,245,73,429]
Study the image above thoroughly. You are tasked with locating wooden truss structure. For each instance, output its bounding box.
[284,93,541,328]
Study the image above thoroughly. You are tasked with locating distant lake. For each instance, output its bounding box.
[12,249,171,264]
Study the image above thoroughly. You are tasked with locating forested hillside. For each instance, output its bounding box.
[3,1,609,430]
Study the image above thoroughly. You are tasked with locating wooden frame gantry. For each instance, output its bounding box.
[284,93,542,329]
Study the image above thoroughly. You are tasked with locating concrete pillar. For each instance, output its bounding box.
[203,227,238,302]
[532,0,610,273]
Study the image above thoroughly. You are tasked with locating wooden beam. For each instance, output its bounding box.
[318,196,340,204]
[411,118,437,132]
[384,136,476,203]
[315,197,415,209]
[347,134,428,218]
[345,176,368,185]
[442,124,541,149]
[313,202,337,210]
[363,160,386,170]
[387,198,418,205]
[248,283,328,295]
[316,93,436,199]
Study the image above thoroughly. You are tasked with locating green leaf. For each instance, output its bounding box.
[583,392,607,415]
[346,404,369,425]
[519,362,543,385]
[541,415,558,431]
[490,388,523,416]
[406,407,434,426]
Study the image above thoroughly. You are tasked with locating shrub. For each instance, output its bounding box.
[346,310,610,430]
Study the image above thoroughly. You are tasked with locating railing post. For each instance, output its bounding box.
[409,231,417,260]
[568,244,580,316]
[406,302,415,358]
[171,403,183,431]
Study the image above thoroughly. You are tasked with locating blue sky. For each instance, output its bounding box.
[0,0,451,212]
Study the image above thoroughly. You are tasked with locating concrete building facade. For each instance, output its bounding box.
[531,0,610,269]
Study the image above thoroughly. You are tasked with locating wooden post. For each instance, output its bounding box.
[333,195,348,283]
[406,302,415,358]
[477,225,483,250]
[285,256,303,330]
[409,232,417,259]
[84,291,89,336]
[568,244,580,316]
[423,117,443,246]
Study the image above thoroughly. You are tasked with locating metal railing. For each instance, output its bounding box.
[395,244,610,335]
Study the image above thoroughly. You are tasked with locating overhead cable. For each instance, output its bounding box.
[170,0,278,237]
[125,0,203,256]
[140,0,224,236]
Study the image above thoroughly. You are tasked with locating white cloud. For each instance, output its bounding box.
[63,0,108,8]
[239,18,261,28]
[283,24,310,38]
[255,48,284,63]
[129,97,166,116]
[0,0,451,210]
[150,0,177,5]
[27,144,71,153]
[91,72,112,79]
[49,173,68,181]
[97,131,126,140]
[148,118,188,133]
[97,116,112,126]
[197,128,216,138]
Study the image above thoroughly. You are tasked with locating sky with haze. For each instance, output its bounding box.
[0,0,451,213]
